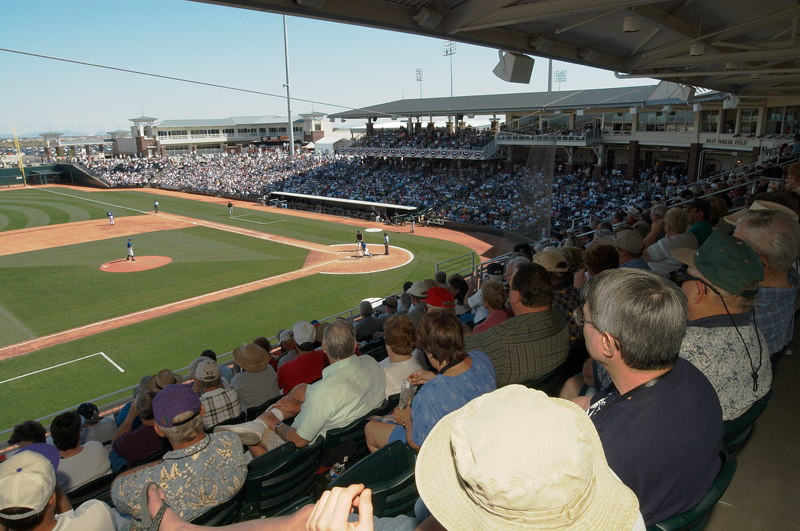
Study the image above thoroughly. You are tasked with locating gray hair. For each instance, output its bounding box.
[323,319,357,360]
[159,409,203,445]
[650,204,667,219]
[736,210,800,272]
[135,390,156,421]
[434,271,446,284]
[664,208,690,234]
[505,256,531,282]
[358,300,373,317]
[583,269,687,371]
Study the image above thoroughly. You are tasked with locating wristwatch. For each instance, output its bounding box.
[275,421,285,431]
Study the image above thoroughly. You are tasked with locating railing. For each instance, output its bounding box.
[435,252,477,279]
[189,134,224,140]
[159,135,188,140]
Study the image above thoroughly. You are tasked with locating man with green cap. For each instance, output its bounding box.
[672,231,772,421]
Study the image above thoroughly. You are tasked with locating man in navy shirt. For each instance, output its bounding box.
[573,268,722,527]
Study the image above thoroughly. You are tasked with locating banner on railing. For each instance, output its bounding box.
[341,147,487,159]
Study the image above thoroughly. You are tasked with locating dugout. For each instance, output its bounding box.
[269,191,417,221]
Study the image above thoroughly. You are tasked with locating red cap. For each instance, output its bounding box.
[426,286,456,309]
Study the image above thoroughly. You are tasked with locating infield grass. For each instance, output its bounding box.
[0,187,474,432]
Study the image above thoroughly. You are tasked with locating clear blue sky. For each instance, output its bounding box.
[1,0,656,136]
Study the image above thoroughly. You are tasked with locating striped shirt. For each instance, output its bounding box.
[752,269,799,355]
[465,308,570,387]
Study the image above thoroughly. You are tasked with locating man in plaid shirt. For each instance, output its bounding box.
[733,208,800,357]
[196,359,240,430]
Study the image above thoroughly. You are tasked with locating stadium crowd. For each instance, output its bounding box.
[76,146,773,232]
[353,125,493,150]
[3,160,800,531]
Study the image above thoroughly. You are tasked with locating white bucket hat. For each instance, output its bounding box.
[416,386,639,531]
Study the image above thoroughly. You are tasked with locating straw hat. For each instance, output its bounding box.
[416,386,639,531]
[232,343,270,372]
[723,199,799,225]
[147,369,184,391]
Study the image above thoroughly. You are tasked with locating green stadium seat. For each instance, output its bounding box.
[327,440,417,517]
[322,402,389,468]
[66,471,118,508]
[520,361,567,396]
[246,394,282,422]
[205,411,246,434]
[646,451,737,531]
[722,388,773,455]
[239,437,324,520]
[188,486,245,525]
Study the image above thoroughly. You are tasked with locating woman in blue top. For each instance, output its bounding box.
[365,310,496,452]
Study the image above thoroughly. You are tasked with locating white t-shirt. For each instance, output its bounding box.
[646,232,698,276]
[80,416,118,445]
[54,499,117,531]
[379,349,427,398]
[57,441,112,493]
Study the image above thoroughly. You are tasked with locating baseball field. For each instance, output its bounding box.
[0,186,494,434]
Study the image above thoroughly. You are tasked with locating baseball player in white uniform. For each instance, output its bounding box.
[126,238,135,261]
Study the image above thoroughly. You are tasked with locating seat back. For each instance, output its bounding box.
[648,451,737,531]
[188,486,244,525]
[67,471,117,508]
[327,441,417,517]
[246,394,282,422]
[361,337,388,363]
[722,388,773,455]
[206,411,246,434]
[322,402,387,467]
[240,438,324,519]
[520,361,567,397]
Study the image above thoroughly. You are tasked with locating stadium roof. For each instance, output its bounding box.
[156,116,304,127]
[329,83,725,120]
[192,0,800,96]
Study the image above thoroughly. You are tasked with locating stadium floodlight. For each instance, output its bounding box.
[416,68,424,98]
[443,40,457,97]
[553,70,567,91]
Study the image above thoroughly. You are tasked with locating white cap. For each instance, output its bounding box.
[0,451,56,519]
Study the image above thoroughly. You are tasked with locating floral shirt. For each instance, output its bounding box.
[111,432,246,530]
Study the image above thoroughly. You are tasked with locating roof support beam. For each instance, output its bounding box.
[442,0,517,35]
[642,47,800,68]
[452,0,665,33]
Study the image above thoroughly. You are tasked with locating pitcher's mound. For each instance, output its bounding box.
[101,256,172,273]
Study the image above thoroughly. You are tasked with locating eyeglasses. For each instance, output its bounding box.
[574,306,594,328]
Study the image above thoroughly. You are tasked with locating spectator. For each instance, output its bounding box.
[434,270,447,288]
[111,390,170,469]
[354,300,383,341]
[111,384,246,530]
[377,315,427,398]
[609,231,651,270]
[686,198,714,245]
[7,421,46,449]
[217,319,385,458]
[466,262,504,324]
[643,207,698,276]
[195,359,241,431]
[231,343,280,412]
[276,329,297,369]
[200,349,233,384]
[470,279,513,334]
[378,295,399,322]
[365,311,496,453]
[76,403,117,445]
[50,412,112,493]
[277,321,329,394]
[534,248,581,345]
[733,207,800,357]
[465,262,570,387]
[671,232,772,420]
[575,268,722,526]
[0,448,116,531]
[406,281,429,331]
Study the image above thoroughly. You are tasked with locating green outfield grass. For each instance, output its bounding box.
[0,187,474,433]
[0,187,142,231]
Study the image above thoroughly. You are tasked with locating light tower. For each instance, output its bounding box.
[416,68,423,98]
[553,70,568,91]
[443,40,457,98]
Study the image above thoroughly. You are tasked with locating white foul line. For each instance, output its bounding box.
[39,188,149,214]
[0,351,123,385]
[229,215,286,226]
